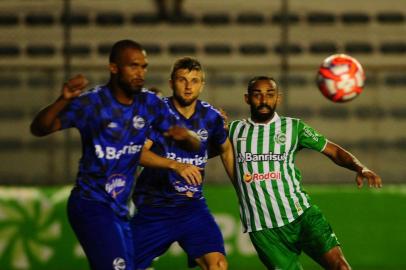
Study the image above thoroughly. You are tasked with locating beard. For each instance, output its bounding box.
[117,76,142,96]
[250,104,276,122]
[173,92,197,106]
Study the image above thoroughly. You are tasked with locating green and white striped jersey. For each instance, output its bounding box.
[229,113,327,232]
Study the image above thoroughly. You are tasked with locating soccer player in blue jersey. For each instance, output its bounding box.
[30,40,202,270]
[131,57,234,270]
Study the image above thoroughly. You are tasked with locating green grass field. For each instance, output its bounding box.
[154,184,406,270]
[0,185,405,269]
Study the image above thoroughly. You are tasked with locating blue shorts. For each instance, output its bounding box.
[67,192,134,270]
[131,199,225,269]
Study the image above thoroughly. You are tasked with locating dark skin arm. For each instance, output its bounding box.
[164,126,201,152]
[30,74,88,137]
[322,141,382,188]
[139,139,203,185]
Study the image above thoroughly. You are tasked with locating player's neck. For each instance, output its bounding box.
[107,81,135,105]
[171,97,197,119]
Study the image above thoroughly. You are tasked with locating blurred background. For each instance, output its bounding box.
[0,0,405,269]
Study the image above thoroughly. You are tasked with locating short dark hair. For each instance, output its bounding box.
[247,76,278,93]
[109,39,144,63]
[170,57,204,81]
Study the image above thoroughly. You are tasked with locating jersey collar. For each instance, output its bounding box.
[247,112,280,126]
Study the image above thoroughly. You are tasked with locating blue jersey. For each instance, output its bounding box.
[133,98,227,207]
[58,85,179,217]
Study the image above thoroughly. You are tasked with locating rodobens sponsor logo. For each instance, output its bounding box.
[237,152,287,163]
[105,174,126,199]
[243,171,281,184]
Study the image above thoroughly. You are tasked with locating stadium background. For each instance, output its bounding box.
[0,0,405,269]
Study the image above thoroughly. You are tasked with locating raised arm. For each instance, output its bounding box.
[30,74,88,137]
[139,139,202,186]
[322,140,382,188]
[164,126,201,152]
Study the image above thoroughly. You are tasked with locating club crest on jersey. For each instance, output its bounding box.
[105,174,126,199]
[112,257,126,270]
[197,128,208,141]
[132,115,145,129]
[274,132,286,145]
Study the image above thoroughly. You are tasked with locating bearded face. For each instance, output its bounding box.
[245,79,279,123]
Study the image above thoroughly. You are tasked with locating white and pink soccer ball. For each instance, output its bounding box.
[317,54,365,102]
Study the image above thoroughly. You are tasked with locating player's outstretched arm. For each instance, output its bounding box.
[322,141,382,188]
[139,143,202,186]
[164,126,201,152]
[30,74,88,137]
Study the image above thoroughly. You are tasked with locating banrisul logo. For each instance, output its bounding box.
[237,152,287,163]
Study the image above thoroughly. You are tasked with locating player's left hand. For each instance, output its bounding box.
[356,168,382,188]
[173,162,203,186]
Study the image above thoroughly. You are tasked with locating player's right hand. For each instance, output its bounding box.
[173,162,203,186]
[62,74,88,100]
[356,168,382,188]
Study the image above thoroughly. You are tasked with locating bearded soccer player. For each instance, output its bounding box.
[30,40,202,270]
[227,76,382,270]
[131,57,233,270]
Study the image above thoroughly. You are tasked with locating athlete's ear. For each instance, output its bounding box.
[169,79,174,91]
[109,63,118,74]
[244,93,250,105]
[199,80,205,94]
[277,92,283,106]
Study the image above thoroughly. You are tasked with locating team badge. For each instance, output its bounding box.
[132,115,145,129]
[274,132,286,145]
[197,128,208,141]
[112,257,126,270]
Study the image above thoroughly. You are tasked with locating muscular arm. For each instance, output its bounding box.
[139,139,202,185]
[30,74,88,137]
[219,138,236,184]
[322,140,382,188]
[164,126,201,152]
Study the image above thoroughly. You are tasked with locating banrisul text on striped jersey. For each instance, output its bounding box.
[237,152,287,162]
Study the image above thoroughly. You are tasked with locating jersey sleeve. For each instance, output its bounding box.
[149,95,180,133]
[298,120,327,152]
[58,96,88,130]
[210,111,228,146]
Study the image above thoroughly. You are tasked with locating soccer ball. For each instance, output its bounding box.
[317,54,365,102]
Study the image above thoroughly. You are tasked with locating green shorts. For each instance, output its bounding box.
[249,205,340,270]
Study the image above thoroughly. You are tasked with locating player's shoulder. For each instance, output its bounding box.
[73,85,106,106]
[196,100,222,117]
[229,118,249,129]
[280,115,302,123]
[78,85,104,98]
